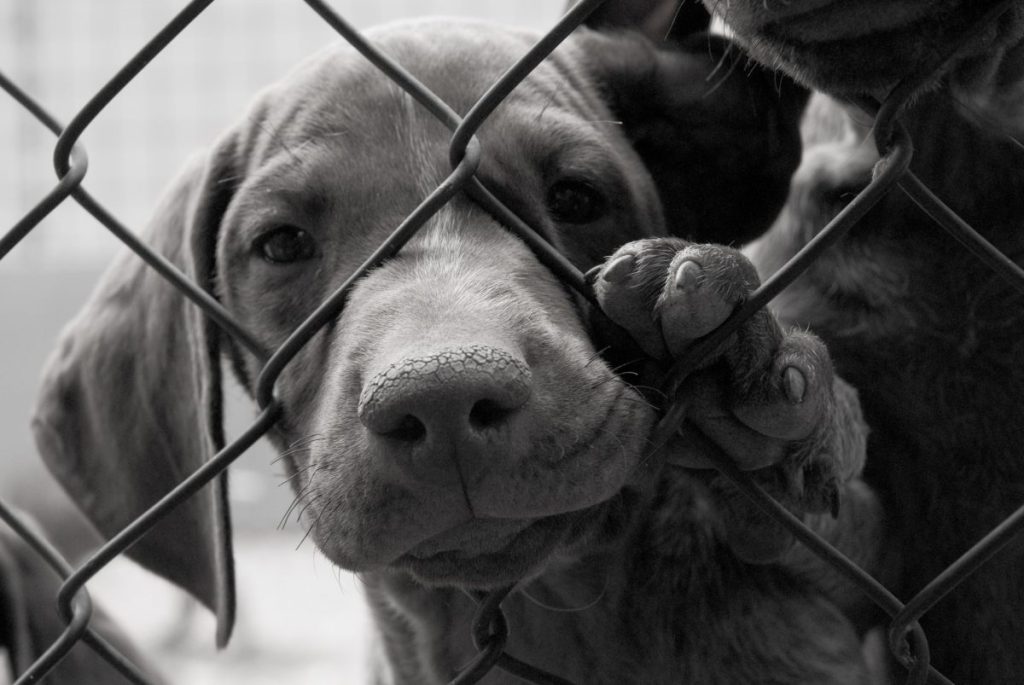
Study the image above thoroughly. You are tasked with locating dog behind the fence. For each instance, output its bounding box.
[3,1,1024,684]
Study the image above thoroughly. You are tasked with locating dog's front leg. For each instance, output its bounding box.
[592,238,884,615]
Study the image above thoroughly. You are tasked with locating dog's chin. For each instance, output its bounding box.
[739,2,1024,97]
[392,496,630,589]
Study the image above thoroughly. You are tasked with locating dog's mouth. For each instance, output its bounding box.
[396,512,582,587]
[405,517,539,559]
[394,495,631,588]
[303,374,656,583]
[736,0,1011,95]
[759,0,933,44]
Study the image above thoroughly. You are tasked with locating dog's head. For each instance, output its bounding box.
[700,0,1024,98]
[31,19,804,641]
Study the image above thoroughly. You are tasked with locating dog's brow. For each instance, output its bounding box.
[261,146,315,180]
[275,186,332,219]
[243,151,333,216]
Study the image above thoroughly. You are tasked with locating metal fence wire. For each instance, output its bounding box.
[3,0,1024,683]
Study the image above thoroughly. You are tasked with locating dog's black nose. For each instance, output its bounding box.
[358,344,532,484]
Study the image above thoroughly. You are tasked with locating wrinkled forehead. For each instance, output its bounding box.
[237,19,595,167]
[223,18,612,221]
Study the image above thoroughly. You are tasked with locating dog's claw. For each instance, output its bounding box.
[674,259,702,291]
[602,253,636,283]
[783,366,807,404]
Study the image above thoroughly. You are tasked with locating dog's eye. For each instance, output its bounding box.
[546,179,607,224]
[255,226,318,264]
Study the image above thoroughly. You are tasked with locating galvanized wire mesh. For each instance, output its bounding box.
[3,0,1024,683]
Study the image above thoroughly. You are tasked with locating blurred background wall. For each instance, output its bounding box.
[0,2,562,683]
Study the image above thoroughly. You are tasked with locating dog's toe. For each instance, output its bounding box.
[655,244,759,356]
[592,238,763,361]
[592,238,682,359]
[731,331,832,442]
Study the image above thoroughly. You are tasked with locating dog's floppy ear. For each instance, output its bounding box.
[31,134,241,646]
[578,30,808,245]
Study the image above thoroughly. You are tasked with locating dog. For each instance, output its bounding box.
[593,0,1024,681]
[0,514,162,684]
[706,1,1024,682]
[30,17,888,685]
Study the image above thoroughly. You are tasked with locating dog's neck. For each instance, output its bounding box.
[357,473,746,684]
[361,537,631,684]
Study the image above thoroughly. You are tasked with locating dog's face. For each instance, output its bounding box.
[216,24,671,587]
[704,0,1024,96]
[32,19,804,635]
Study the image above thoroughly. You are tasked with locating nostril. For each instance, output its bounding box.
[469,398,517,430]
[383,414,427,443]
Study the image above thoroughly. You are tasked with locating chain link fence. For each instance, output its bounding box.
[3,0,1024,683]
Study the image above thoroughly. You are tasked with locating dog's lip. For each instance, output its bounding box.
[390,488,642,587]
[405,517,538,559]
[749,1,951,94]
[395,510,586,586]
[758,0,934,43]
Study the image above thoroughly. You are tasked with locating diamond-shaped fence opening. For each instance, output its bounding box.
[2,1,1024,684]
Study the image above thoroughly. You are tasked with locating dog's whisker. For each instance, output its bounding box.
[295,493,324,524]
[271,451,321,474]
[277,463,319,487]
[291,494,327,544]
[604,357,648,375]
[627,383,668,399]
[582,345,612,369]
[297,496,346,552]
[612,394,661,412]
[588,373,656,402]
[294,516,321,551]
[664,0,690,41]
[279,472,323,529]
[289,434,327,449]
[592,369,640,385]
[271,435,327,466]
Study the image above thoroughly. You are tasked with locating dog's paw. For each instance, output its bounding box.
[592,238,865,563]
[590,238,759,361]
